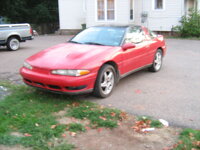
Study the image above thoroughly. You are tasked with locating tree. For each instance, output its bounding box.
[0,0,58,24]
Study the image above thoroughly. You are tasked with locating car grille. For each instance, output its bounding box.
[24,78,61,90]
[23,78,86,91]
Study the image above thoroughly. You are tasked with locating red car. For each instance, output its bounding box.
[20,25,166,98]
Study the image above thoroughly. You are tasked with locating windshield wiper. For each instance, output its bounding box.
[84,42,105,46]
[68,41,83,44]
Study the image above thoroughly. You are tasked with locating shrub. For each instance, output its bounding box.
[174,9,200,37]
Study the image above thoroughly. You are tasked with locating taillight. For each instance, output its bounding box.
[30,27,33,35]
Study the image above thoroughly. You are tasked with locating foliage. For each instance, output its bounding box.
[137,116,163,128]
[173,128,200,150]
[0,0,58,24]
[67,102,122,128]
[53,144,75,150]
[174,9,200,37]
[66,123,86,132]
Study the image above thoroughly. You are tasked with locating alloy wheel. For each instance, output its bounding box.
[100,69,115,95]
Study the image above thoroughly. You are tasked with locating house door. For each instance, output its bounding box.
[122,26,150,74]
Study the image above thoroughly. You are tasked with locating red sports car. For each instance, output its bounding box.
[20,25,166,98]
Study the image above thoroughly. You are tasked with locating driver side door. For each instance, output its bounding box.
[121,27,150,75]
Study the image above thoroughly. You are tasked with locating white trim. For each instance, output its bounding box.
[152,0,166,11]
[83,0,87,12]
[58,0,62,29]
[95,0,116,22]
[130,0,135,21]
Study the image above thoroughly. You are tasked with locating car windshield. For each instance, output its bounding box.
[69,26,126,46]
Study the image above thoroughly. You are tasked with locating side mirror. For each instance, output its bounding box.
[122,43,136,51]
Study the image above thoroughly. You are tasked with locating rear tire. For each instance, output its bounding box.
[148,49,163,72]
[93,64,116,98]
[7,37,20,51]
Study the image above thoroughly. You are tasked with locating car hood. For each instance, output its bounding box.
[27,43,119,69]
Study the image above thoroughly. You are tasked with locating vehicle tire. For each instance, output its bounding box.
[94,64,116,98]
[148,49,163,72]
[6,37,20,51]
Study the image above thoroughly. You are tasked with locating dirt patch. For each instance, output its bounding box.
[56,115,179,150]
[0,145,30,150]
[0,72,23,85]
[54,109,91,126]
[67,126,178,150]
[57,117,90,126]
[53,108,69,117]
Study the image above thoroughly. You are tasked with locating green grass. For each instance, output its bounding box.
[66,102,121,128]
[0,81,123,149]
[2,82,200,150]
[66,123,86,132]
[52,144,75,150]
[173,128,200,150]
[137,116,163,128]
[0,82,75,149]
[150,120,163,128]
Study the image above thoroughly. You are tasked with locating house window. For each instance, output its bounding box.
[154,0,163,10]
[97,0,115,21]
[107,0,115,20]
[98,0,105,20]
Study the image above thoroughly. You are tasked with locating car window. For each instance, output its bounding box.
[70,27,126,46]
[125,26,146,44]
[149,30,158,39]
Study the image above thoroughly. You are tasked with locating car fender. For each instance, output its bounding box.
[94,48,123,78]
[6,32,21,42]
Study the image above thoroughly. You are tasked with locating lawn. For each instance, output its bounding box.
[173,128,200,150]
[0,82,123,150]
[0,81,200,150]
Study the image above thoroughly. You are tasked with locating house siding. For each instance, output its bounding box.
[86,0,185,31]
[58,0,86,29]
[58,0,198,31]
[133,0,143,25]
[138,0,184,31]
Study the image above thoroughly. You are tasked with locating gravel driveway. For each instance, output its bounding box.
[0,35,199,129]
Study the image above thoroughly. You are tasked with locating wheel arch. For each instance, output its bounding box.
[101,61,120,82]
[157,47,164,55]
[7,35,21,42]
[93,61,119,98]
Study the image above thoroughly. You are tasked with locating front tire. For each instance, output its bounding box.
[7,37,20,51]
[148,49,163,72]
[94,64,116,98]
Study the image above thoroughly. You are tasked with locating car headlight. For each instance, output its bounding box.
[23,62,32,70]
[51,69,90,76]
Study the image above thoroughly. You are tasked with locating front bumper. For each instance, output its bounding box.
[20,67,97,95]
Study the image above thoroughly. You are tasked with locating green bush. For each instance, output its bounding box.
[174,9,200,37]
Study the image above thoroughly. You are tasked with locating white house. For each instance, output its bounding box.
[58,0,200,33]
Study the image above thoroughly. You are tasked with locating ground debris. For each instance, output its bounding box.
[0,86,8,91]
[0,85,10,100]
